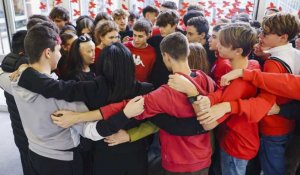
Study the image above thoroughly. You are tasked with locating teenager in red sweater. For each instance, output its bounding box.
[124,19,156,82]
[100,32,216,174]
[168,23,260,175]
[196,13,300,175]
[208,24,231,86]
[93,21,119,64]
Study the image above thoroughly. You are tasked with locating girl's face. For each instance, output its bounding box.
[62,37,77,52]
[79,40,95,66]
[100,30,119,47]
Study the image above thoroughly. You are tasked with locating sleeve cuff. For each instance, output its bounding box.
[230,101,239,114]
[243,69,255,81]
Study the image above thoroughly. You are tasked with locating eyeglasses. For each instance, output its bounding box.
[78,35,91,42]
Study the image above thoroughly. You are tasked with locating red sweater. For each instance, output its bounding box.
[124,42,156,82]
[243,69,300,100]
[94,47,102,64]
[152,27,161,36]
[230,59,295,136]
[211,53,232,86]
[100,70,216,172]
[210,60,260,160]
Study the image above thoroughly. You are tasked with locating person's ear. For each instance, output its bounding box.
[235,48,243,56]
[280,34,288,42]
[44,48,51,59]
[199,32,206,39]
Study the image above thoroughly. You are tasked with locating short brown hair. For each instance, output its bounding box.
[156,10,179,27]
[133,19,152,35]
[112,9,129,20]
[188,43,210,74]
[219,23,257,57]
[160,32,189,61]
[25,22,59,64]
[262,12,300,41]
[49,6,69,21]
[94,21,119,44]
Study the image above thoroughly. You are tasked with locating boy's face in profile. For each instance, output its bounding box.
[133,30,149,48]
[217,42,236,59]
[159,24,176,37]
[258,31,283,49]
[186,25,201,43]
[208,31,219,51]
[49,44,62,70]
[145,12,157,25]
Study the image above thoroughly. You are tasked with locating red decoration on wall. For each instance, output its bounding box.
[39,2,47,10]
[217,8,224,15]
[298,10,300,17]
[210,18,216,26]
[137,0,145,2]
[278,6,282,11]
[73,9,81,16]
[246,1,254,8]
[267,2,276,9]
[233,0,241,6]
[107,0,113,6]
[107,8,112,14]
[55,0,62,5]
[181,2,189,9]
[244,7,251,14]
[89,11,96,18]
[204,10,211,17]
[138,7,143,14]
[89,1,96,9]
[198,1,205,6]
[122,4,128,10]
[223,1,230,8]
[71,0,78,3]
[208,1,216,8]
[178,9,186,17]
[154,0,161,8]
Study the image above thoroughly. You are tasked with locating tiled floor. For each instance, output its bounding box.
[0,111,22,175]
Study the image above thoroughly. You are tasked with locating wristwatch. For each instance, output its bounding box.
[188,95,198,104]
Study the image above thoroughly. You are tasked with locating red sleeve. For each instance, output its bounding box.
[243,69,300,100]
[135,86,174,120]
[230,60,284,122]
[100,101,127,120]
[208,89,224,106]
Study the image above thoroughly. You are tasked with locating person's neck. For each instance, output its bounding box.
[29,62,51,75]
[98,43,105,49]
[272,42,289,49]
[199,38,206,46]
[82,64,90,72]
[172,61,191,75]
[230,56,248,69]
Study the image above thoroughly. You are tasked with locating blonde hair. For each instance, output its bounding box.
[188,43,210,74]
[94,21,119,45]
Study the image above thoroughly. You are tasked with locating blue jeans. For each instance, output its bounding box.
[259,134,290,175]
[220,149,248,175]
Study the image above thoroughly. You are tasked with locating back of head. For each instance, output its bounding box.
[161,1,178,10]
[156,10,179,27]
[219,23,257,57]
[188,43,210,74]
[24,22,60,64]
[112,9,129,20]
[187,16,209,37]
[49,6,70,21]
[60,24,76,35]
[142,5,159,17]
[212,23,226,32]
[27,14,50,30]
[29,14,49,21]
[262,12,300,41]
[12,30,27,55]
[187,5,204,12]
[76,16,95,36]
[133,19,152,35]
[95,12,113,25]
[183,10,204,26]
[129,11,140,21]
[94,20,119,45]
[232,13,250,23]
[160,32,189,61]
[96,42,135,102]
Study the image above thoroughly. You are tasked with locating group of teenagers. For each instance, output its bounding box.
[1,1,300,175]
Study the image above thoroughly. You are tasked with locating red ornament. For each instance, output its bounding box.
[154,0,161,8]
[204,10,211,17]
[210,18,216,26]
[89,11,96,18]
[71,0,78,3]
[107,8,112,14]
[233,0,241,6]
[39,2,46,10]
[73,9,81,16]
[217,8,224,15]
[178,9,186,17]
[298,10,300,17]
[244,7,251,14]
[198,1,205,6]
[137,0,145,2]
[55,0,62,5]
[138,7,143,14]
[208,1,216,8]
[279,6,282,11]
[246,1,254,8]
[122,4,128,10]
[223,1,230,8]
[89,1,96,9]
[107,0,113,6]
[181,2,189,9]
[267,2,276,9]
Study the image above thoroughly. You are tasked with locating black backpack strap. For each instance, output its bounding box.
[269,56,293,74]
